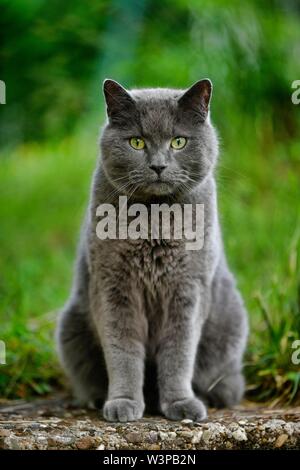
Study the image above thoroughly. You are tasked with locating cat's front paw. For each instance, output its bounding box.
[162,397,207,422]
[103,398,145,422]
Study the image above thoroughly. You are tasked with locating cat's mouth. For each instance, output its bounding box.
[146,180,173,195]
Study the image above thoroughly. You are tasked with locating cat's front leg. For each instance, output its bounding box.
[93,287,146,422]
[157,286,207,422]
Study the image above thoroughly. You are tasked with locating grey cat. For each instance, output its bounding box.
[56,79,248,422]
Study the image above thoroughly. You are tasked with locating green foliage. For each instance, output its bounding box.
[0,134,96,397]
[1,0,299,143]
[245,233,300,405]
[0,0,109,143]
[0,0,300,403]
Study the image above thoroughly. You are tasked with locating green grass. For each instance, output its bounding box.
[0,117,299,404]
[0,130,97,398]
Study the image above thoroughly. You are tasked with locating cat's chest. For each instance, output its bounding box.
[124,238,189,288]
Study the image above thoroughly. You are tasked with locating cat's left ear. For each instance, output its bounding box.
[178,79,212,122]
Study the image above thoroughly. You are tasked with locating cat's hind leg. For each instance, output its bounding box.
[56,302,108,408]
[193,263,248,408]
[202,369,245,408]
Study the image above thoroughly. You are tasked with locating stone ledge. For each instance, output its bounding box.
[0,397,299,450]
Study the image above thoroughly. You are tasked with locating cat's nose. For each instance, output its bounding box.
[149,164,167,176]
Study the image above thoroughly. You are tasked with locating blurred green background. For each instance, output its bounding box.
[0,0,300,404]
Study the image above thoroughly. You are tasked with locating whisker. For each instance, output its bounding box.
[101,180,133,204]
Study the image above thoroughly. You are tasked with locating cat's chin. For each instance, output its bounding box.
[143,181,174,196]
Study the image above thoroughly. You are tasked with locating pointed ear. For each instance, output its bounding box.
[178,79,212,122]
[103,79,136,123]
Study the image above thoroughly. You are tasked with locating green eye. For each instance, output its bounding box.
[130,137,145,150]
[171,137,187,150]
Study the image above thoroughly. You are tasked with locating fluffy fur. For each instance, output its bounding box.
[56,79,248,422]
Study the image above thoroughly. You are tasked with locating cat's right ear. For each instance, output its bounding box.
[103,79,136,124]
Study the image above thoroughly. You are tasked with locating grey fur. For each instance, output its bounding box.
[56,79,248,422]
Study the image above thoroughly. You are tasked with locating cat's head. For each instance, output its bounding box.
[100,79,218,197]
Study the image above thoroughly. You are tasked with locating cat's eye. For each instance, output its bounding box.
[130,137,145,150]
[171,137,187,150]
